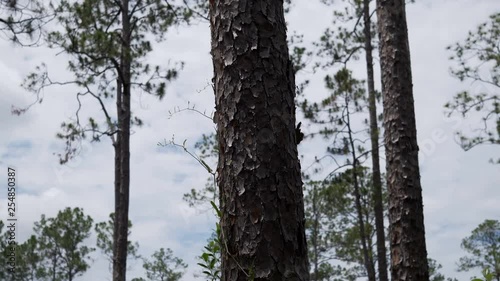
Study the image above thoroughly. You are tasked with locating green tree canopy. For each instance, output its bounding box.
[446,12,500,163]
[95,212,140,269]
[458,219,500,281]
[141,248,187,281]
[0,0,51,45]
[34,207,95,281]
[428,258,458,281]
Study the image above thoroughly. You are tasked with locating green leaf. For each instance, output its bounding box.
[210,201,221,218]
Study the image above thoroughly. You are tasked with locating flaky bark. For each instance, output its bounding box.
[363,0,389,280]
[209,1,310,280]
[376,0,429,280]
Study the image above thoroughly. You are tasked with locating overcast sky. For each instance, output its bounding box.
[1,0,499,280]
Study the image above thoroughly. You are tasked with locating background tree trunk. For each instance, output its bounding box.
[209,1,310,280]
[376,0,430,280]
[363,0,389,280]
[113,1,132,281]
[347,101,376,281]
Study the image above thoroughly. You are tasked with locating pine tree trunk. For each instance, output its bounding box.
[346,100,376,281]
[209,1,310,280]
[351,169,376,281]
[363,0,389,280]
[311,188,320,281]
[52,255,57,281]
[363,204,376,275]
[113,1,131,280]
[376,0,429,280]
[112,138,121,276]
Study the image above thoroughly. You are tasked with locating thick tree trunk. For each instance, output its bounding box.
[362,0,389,280]
[376,0,429,280]
[209,1,310,280]
[113,1,131,281]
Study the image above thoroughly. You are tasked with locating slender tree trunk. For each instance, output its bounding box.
[52,255,57,281]
[346,99,376,281]
[209,1,310,280]
[363,196,376,278]
[113,1,131,281]
[312,188,319,281]
[363,0,389,280]
[376,0,429,280]
[113,78,122,275]
[351,169,376,281]
[112,134,121,276]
